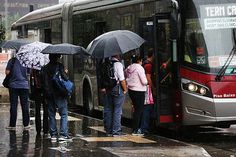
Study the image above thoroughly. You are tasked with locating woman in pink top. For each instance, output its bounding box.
[125,54,147,136]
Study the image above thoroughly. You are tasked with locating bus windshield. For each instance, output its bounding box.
[184,0,236,73]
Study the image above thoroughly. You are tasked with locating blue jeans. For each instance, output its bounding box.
[141,105,153,133]
[47,96,68,136]
[9,88,29,127]
[104,85,125,135]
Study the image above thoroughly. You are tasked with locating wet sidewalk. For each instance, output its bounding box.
[0,104,211,157]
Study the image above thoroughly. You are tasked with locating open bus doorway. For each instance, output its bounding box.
[139,14,176,129]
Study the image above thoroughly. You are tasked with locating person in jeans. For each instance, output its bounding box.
[5,56,30,130]
[141,49,155,135]
[101,54,127,136]
[125,54,147,136]
[42,54,71,142]
[30,69,49,137]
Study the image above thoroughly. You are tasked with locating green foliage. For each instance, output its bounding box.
[4,12,21,39]
[0,24,5,42]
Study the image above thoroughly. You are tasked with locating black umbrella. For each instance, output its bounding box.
[41,43,87,55]
[1,39,31,51]
[86,30,145,58]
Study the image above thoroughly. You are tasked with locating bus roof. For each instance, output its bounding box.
[12,0,98,28]
[12,0,150,28]
[12,3,64,27]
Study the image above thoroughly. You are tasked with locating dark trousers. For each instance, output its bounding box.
[9,88,29,127]
[34,89,49,134]
[128,89,145,132]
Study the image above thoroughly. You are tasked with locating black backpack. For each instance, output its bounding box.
[100,60,118,89]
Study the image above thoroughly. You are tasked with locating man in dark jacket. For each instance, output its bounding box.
[42,54,71,142]
[30,69,49,136]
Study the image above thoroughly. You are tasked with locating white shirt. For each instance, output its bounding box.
[111,57,125,82]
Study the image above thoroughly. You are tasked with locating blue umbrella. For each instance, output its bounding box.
[86,30,145,58]
[1,39,31,51]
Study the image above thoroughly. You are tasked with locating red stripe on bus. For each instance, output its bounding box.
[160,115,173,123]
[180,67,236,98]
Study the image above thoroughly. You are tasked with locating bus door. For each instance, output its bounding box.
[154,14,175,125]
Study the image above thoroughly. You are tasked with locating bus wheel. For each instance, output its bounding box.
[83,80,93,116]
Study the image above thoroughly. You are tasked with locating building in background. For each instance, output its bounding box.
[0,0,58,39]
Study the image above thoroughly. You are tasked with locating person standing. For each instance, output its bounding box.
[125,54,147,136]
[5,56,30,130]
[30,69,49,136]
[141,49,155,135]
[42,54,71,142]
[101,54,127,136]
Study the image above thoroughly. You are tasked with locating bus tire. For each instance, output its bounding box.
[83,79,93,116]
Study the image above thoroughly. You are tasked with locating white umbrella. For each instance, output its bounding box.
[16,41,51,70]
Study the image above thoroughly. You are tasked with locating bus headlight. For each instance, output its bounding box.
[188,83,198,92]
[181,78,212,97]
[199,87,207,95]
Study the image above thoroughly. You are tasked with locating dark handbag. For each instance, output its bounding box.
[2,58,16,88]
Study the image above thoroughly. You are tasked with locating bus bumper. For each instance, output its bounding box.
[182,92,236,125]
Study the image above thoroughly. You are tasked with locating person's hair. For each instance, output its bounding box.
[131,54,142,63]
[49,54,61,62]
[147,48,154,58]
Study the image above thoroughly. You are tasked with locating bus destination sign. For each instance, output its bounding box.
[200,4,236,30]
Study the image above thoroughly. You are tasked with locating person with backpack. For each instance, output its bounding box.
[30,69,49,137]
[100,54,127,136]
[125,54,147,136]
[42,54,71,142]
[5,54,30,130]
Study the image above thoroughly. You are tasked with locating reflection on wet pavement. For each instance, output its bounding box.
[0,104,209,157]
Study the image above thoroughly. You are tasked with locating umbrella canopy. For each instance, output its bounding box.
[86,30,145,58]
[0,41,6,47]
[16,41,51,70]
[41,43,87,55]
[1,39,31,51]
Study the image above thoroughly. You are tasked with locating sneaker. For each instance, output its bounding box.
[5,126,16,130]
[24,125,31,130]
[58,135,73,142]
[43,133,51,139]
[112,132,126,137]
[51,135,57,142]
[132,129,144,136]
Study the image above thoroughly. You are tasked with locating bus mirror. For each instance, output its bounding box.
[172,39,177,62]
[171,0,179,10]
[177,13,182,38]
[170,0,181,38]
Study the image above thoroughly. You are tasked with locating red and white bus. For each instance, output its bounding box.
[12,0,236,128]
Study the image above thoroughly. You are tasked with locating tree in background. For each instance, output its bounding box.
[0,12,21,40]
[0,24,5,42]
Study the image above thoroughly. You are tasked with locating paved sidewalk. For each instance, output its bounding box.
[0,104,211,157]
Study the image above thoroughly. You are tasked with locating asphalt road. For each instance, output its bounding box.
[158,125,236,157]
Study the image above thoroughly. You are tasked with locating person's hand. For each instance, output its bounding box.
[123,90,128,95]
[100,88,106,93]
[64,69,68,74]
